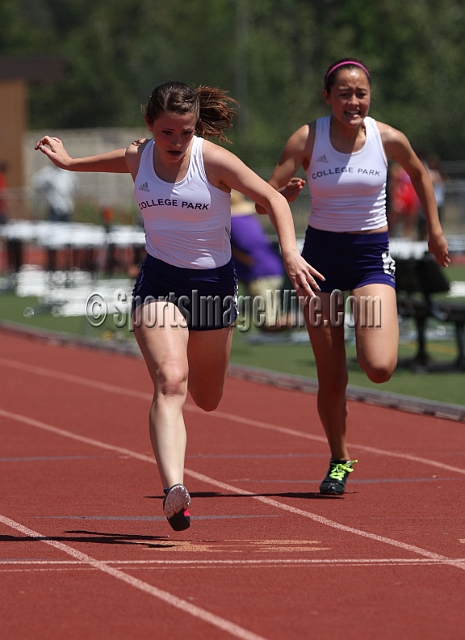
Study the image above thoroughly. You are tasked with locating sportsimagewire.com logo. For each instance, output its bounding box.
[85,289,382,332]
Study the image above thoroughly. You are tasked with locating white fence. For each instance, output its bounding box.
[3,129,463,236]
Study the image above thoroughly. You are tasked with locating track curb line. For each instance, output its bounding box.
[1,320,464,423]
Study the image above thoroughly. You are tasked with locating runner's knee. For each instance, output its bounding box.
[318,369,348,397]
[153,366,188,400]
[363,361,395,384]
[190,386,224,412]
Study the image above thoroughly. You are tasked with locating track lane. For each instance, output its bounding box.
[1,332,465,639]
[2,354,465,476]
[1,406,465,570]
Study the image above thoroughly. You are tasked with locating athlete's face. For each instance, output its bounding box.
[147,111,197,162]
[324,68,371,127]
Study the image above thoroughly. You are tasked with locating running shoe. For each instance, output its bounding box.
[163,484,191,531]
[319,460,358,495]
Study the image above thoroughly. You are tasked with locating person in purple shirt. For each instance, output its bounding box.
[230,190,287,331]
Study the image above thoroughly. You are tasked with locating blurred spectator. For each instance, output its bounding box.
[387,161,420,238]
[0,161,9,225]
[31,164,78,222]
[417,152,447,240]
[101,203,114,231]
[230,190,288,331]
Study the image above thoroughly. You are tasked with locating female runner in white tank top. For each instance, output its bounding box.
[36,81,322,531]
[265,58,449,496]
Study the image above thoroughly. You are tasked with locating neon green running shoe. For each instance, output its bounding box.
[319,460,358,495]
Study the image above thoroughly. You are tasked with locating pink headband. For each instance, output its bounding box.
[325,61,370,84]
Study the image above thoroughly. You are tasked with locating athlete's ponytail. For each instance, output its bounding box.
[194,86,238,143]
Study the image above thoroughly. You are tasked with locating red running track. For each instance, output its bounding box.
[1,331,464,640]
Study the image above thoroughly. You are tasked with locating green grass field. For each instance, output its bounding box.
[230,327,465,404]
[1,264,464,406]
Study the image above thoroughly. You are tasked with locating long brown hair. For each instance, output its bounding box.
[143,81,238,143]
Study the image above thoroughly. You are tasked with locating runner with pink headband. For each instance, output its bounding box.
[263,57,449,498]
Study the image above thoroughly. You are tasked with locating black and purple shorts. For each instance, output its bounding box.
[302,226,396,293]
[132,253,238,331]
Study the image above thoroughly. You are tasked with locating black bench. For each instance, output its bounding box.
[395,254,465,371]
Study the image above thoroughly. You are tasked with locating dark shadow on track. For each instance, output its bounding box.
[0,531,171,547]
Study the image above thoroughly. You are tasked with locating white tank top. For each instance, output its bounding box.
[134,136,232,269]
[306,116,388,232]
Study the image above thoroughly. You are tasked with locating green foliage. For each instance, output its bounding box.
[2,0,465,161]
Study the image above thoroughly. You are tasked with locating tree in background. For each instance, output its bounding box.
[2,0,465,163]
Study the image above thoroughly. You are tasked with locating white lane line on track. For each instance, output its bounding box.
[1,557,465,568]
[1,408,465,573]
[187,405,465,476]
[0,514,268,640]
[184,467,465,571]
[1,357,465,476]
